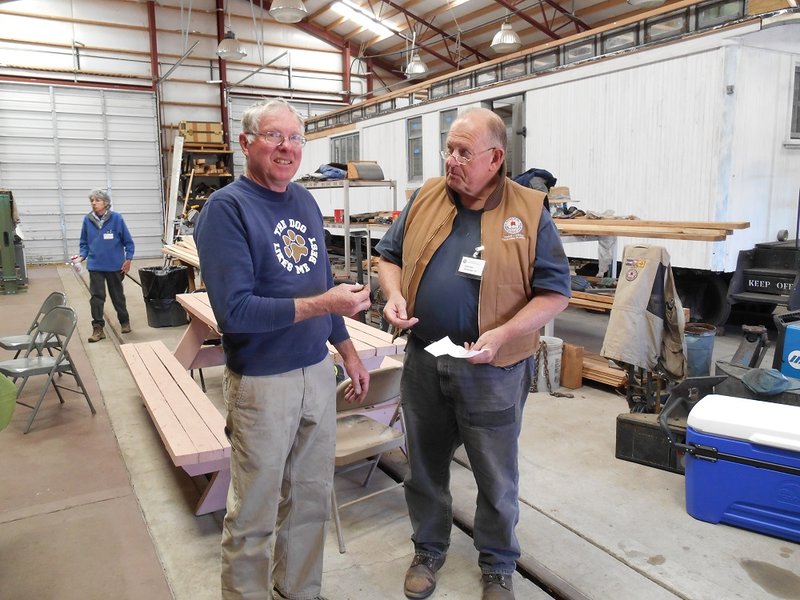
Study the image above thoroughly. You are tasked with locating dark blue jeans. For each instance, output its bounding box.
[401,335,534,575]
[89,270,129,328]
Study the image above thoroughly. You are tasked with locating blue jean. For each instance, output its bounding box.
[401,335,534,575]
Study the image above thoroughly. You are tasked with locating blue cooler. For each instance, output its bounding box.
[685,394,800,542]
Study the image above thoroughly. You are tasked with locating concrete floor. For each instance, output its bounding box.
[1,261,799,600]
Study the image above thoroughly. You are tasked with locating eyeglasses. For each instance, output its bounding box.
[249,130,307,147]
[440,147,495,165]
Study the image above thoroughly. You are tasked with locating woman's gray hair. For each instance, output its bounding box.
[242,98,304,143]
[89,190,111,207]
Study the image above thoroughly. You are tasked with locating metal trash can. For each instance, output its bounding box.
[685,323,716,377]
[138,265,190,328]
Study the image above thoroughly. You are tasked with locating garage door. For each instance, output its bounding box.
[0,83,163,263]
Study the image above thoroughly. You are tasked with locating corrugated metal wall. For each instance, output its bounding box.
[0,83,162,263]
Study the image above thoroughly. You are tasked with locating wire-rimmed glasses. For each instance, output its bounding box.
[249,130,307,147]
[439,147,495,165]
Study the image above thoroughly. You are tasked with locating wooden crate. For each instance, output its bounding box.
[179,121,223,145]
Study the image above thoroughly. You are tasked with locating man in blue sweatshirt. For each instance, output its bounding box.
[195,98,372,600]
[77,190,135,342]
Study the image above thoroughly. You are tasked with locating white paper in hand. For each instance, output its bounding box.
[424,337,488,359]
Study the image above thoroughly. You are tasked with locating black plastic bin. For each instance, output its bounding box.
[139,266,190,328]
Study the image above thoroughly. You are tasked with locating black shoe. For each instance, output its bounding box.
[404,554,446,599]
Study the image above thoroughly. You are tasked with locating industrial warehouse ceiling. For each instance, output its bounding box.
[263,0,681,83]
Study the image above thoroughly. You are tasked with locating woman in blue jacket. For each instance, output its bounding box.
[77,190,135,342]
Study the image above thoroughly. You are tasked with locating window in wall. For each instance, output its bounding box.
[331,132,360,164]
[531,50,558,73]
[501,59,526,81]
[431,81,450,99]
[645,12,688,43]
[792,65,800,140]
[602,26,638,54]
[476,66,499,87]
[407,116,423,182]
[564,39,595,65]
[696,0,743,29]
[439,109,457,176]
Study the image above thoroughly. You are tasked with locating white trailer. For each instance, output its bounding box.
[299,3,800,325]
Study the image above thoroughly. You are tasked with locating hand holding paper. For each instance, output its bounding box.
[424,337,488,359]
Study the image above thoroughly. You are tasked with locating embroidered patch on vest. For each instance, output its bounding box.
[502,216,525,240]
[624,257,645,281]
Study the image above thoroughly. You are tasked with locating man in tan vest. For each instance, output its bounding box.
[376,108,571,600]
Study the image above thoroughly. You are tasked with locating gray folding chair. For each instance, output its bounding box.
[331,363,405,553]
[0,306,95,434]
[0,291,67,359]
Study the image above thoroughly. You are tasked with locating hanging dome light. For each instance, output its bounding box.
[491,22,522,54]
[269,0,308,24]
[217,30,247,61]
[627,0,666,8]
[405,52,428,80]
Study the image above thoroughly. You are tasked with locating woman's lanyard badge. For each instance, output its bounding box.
[458,245,485,280]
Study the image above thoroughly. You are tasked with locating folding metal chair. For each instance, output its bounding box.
[331,363,405,553]
[0,306,95,434]
[0,291,67,359]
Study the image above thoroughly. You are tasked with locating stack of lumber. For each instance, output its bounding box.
[162,237,199,268]
[582,351,627,388]
[569,291,615,312]
[555,218,749,241]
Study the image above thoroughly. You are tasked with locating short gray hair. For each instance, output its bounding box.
[242,98,304,142]
[89,190,111,207]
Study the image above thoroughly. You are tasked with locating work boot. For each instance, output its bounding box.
[481,573,514,600]
[88,325,105,343]
[404,554,446,599]
[120,323,132,334]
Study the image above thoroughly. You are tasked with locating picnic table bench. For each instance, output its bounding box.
[120,340,230,515]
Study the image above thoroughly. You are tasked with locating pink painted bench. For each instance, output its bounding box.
[120,340,230,515]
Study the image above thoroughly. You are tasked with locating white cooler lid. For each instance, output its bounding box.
[687,394,800,453]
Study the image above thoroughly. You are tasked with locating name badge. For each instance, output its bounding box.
[458,256,485,280]
[104,232,114,240]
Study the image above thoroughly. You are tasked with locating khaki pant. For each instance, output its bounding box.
[221,356,336,600]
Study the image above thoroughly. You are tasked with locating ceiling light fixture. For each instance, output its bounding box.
[331,0,395,39]
[217,30,247,61]
[217,1,247,61]
[405,51,428,80]
[627,0,666,8]
[269,0,308,24]
[491,21,522,54]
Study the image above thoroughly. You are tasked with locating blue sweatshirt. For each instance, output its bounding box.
[194,175,349,377]
[79,211,135,272]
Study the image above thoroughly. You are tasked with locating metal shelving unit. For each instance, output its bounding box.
[299,179,397,275]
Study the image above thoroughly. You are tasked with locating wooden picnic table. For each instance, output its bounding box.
[173,292,405,372]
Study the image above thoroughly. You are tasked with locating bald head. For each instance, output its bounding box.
[452,108,507,151]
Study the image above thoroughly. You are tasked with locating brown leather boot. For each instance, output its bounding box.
[404,554,446,599]
[88,325,105,343]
